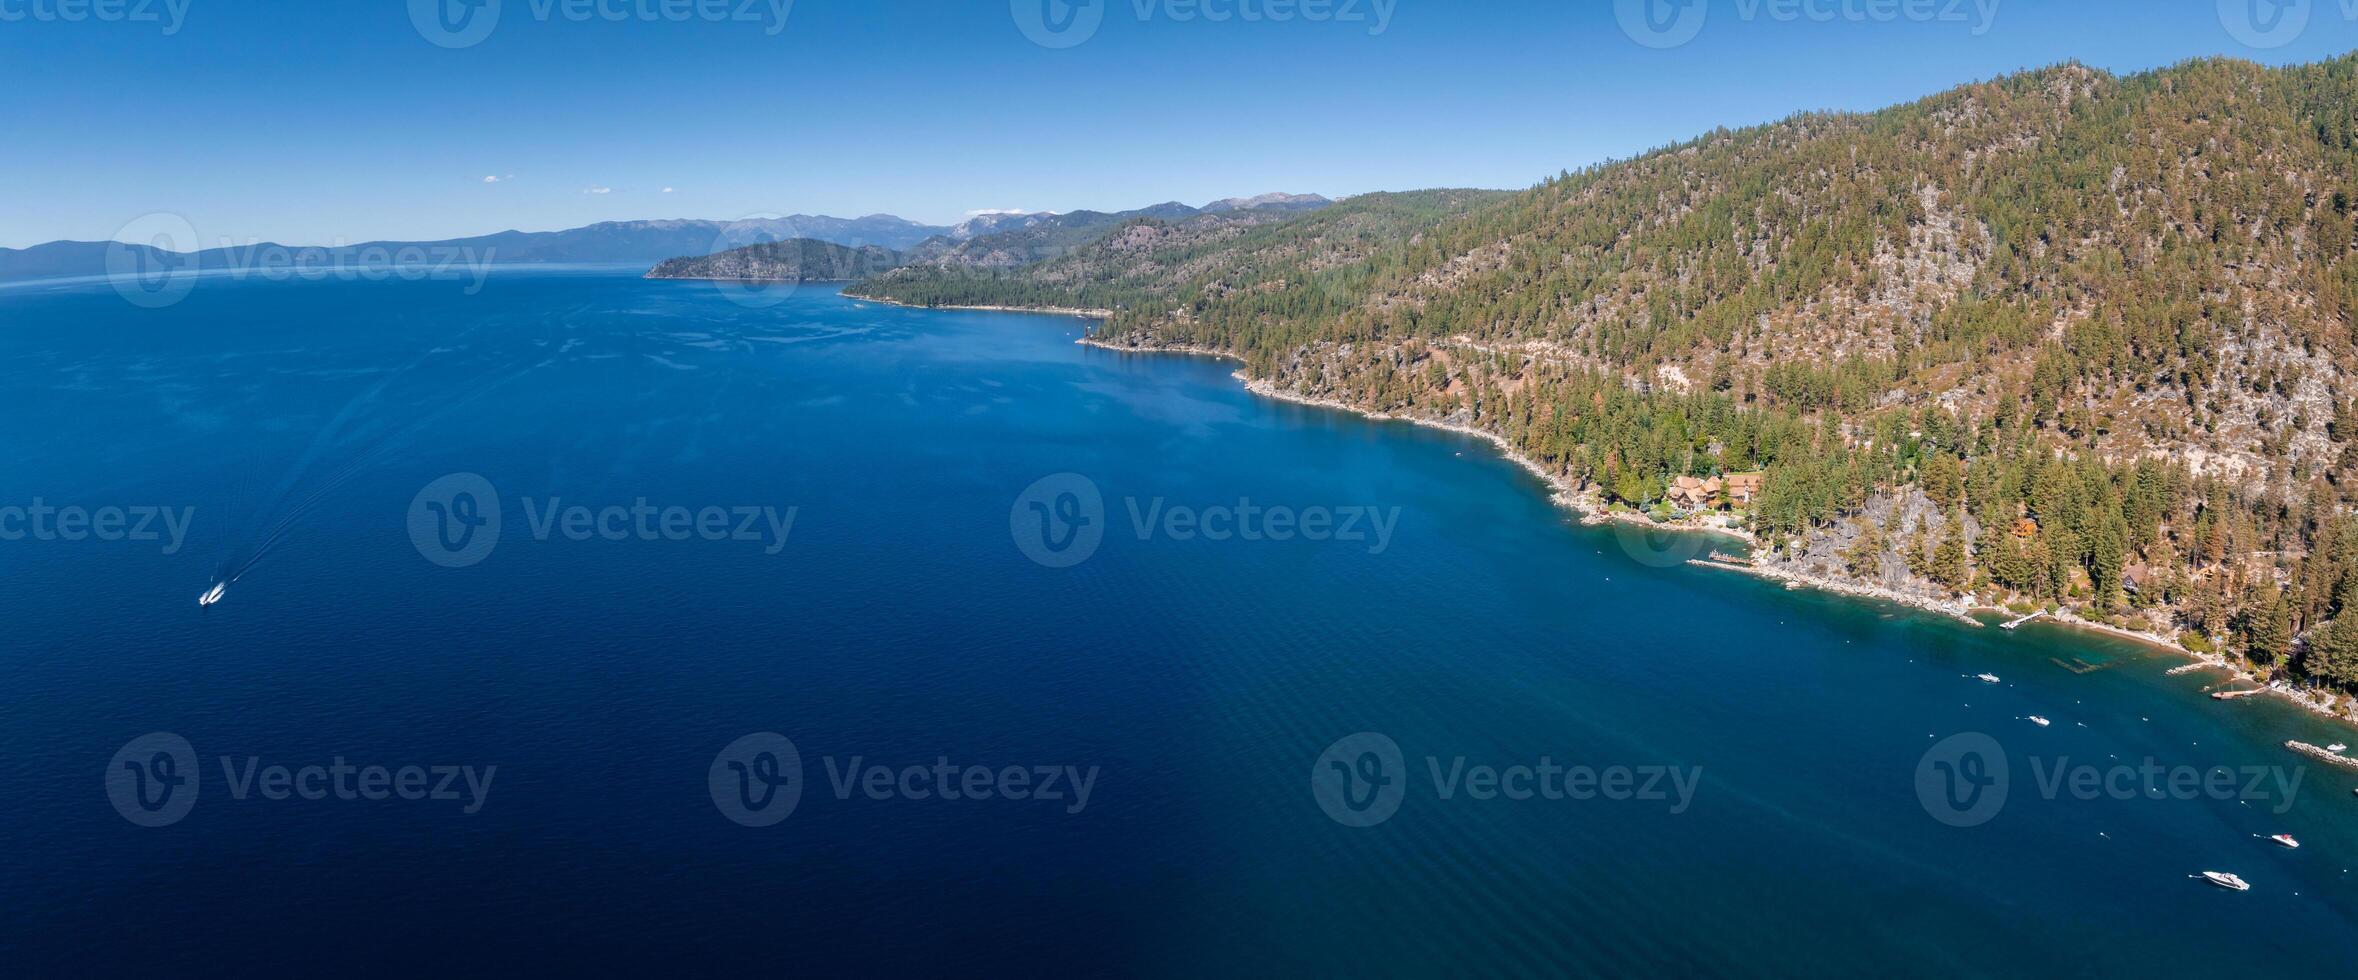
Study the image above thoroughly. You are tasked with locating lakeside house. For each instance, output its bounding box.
[1722,472,1763,507]
[1666,475,1723,510]
[1664,472,1766,512]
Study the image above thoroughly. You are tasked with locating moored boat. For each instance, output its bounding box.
[2200,871,2250,891]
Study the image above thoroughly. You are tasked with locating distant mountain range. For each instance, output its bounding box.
[0,215,951,283]
[647,194,1333,283]
[0,197,1330,285]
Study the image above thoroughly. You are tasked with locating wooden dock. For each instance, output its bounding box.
[2000,610,2046,630]
[2212,689,2268,700]
[2166,661,2226,676]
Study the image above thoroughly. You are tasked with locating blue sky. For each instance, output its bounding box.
[6,0,2358,247]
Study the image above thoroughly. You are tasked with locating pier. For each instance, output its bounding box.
[1999,610,2046,630]
[2285,741,2358,770]
[2212,689,2268,700]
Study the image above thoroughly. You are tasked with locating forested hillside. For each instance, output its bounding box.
[646,239,903,282]
[850,190,1506,312]
[851,57,2358,703]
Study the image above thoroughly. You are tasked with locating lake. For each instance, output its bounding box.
[3,270,2354,975]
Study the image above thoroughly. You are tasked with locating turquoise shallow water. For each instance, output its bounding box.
[2,272,2354,976]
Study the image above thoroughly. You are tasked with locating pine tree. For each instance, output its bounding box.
[2246,587,2293,665]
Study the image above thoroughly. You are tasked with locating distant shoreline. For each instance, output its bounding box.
[848,291,1113,319]
[643,272,863,284]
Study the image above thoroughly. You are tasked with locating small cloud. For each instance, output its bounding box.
[583,186,613,195]
[482,174,514,184]
[661,187,676,194]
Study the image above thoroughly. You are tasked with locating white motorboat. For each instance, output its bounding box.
[1975,673,2001,684]
[2028,716,2051,727]
[2268,834,2300,849]
[198,581,227,607]
[2200,871,2250,891]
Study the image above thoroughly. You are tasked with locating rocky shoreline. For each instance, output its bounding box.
[988,319,2358,733]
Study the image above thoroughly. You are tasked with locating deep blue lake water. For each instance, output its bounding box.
[3,271,2355,976]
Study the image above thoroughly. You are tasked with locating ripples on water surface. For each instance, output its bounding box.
[2,272,2354,975]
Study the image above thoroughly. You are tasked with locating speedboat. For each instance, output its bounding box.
[2028,716,2051,727]
[2200,871,2251,891]
[198,581,227,607]
[2329,744,2349,753]
[2268,834,2300,849]
[1976,673,2001,684]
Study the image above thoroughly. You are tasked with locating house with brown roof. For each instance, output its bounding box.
[1721,472,1764,507]
[1666,475,1723,511]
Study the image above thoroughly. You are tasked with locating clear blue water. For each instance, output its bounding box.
[4,272,2356,976]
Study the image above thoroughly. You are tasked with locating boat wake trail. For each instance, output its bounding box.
[202,335,548,605]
